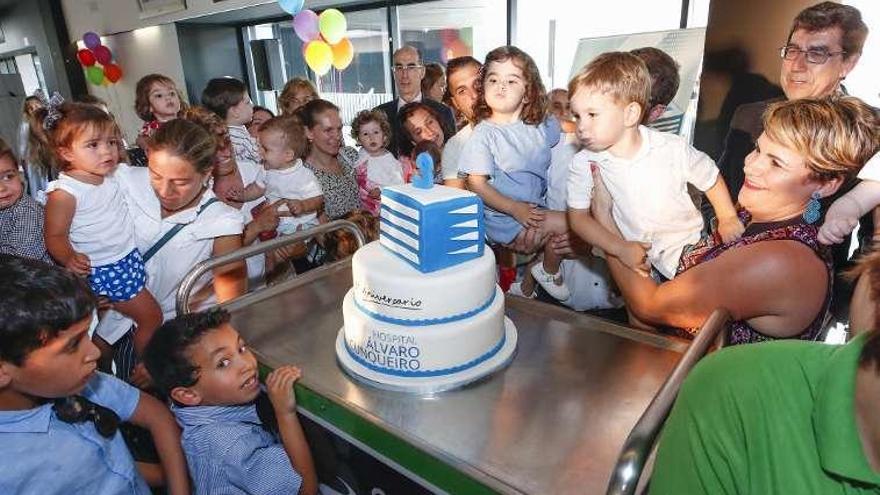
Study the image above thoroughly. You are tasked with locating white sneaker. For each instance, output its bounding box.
[531,263,570,301]
[508,281,536,299]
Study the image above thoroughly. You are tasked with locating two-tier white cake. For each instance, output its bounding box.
[335,182,518,393]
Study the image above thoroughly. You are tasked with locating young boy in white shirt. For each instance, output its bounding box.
[567,52,743,281]
[202,78,261,167]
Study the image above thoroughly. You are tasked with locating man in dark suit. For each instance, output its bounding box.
[375,45,455,156]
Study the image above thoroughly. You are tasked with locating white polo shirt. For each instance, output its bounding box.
[96,165,244,342]
[441,124,474,180]
[567,126,718,279]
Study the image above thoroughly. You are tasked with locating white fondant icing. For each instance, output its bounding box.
[380,209,419,234]
[382,195,419,219]
[452,219,479,228]
[379,237,419,264]
[450,204,479,214]
[342,286,506,373]
[352,241,496,321]
[335,317,518,394]
[384,183,477,206]
[380,222,418,249]
[448,245,479,255]
[451,232,480,241]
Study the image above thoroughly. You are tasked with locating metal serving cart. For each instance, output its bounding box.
[177,221,726,495]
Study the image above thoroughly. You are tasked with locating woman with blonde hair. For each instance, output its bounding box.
[592,96,878,344]
[278,77,318,115]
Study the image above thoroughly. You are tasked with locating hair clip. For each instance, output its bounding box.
[42,91,65,131]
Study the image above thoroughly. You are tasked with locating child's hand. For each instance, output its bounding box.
[266,365,302,416]
[717,215,745,243]
[615,241,651,277]
[225,186,244,202]
[66,252,91,276]
[819,195,862,245]
[512,202,544,229]
[287,199,304,216]
[369,188,381,199]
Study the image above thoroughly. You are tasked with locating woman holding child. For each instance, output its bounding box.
[593,97,878,344]
[115,119,247,321]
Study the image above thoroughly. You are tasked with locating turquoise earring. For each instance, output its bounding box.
[803,191,822,224]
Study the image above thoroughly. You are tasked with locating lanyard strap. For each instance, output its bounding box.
[142,197,219,263]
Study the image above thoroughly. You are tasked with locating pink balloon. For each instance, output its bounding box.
[293,9,320,43]
[93,45,112,65]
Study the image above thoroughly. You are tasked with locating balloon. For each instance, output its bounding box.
[293,10,320,43]
[103,63,123,83]
[318,9,347,45]
[93,45,112,65]
[77,49,96,66]
[331,38,354,71]
[278,0,304,16]
[85,66,105,85]
[304,40,333,76]
[83,32,101,50]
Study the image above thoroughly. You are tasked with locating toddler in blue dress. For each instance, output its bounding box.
[459,46,570,300]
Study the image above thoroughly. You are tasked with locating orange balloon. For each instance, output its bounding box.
[103,63,123,83]
[331,38,354,70]
[304,40,333,76]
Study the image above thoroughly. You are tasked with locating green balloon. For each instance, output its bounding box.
[85,66,104,85]
[319,9,347,45]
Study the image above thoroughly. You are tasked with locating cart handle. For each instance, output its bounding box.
[175,219,365,316]
[605,308,730,495]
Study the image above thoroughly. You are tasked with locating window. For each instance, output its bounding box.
[515,1,683,89]
[396,0,508,64]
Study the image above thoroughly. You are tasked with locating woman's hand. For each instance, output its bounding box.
[251,201,282,232]
[819,195,862,245]
[65,252,91,276]
[616,241,652,277]
[549,232,591,259]
[512,202,544,229]
[590,167,614,228]
[717,215,746,243]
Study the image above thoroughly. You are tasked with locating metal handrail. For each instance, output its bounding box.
[175,220,365,316]
[606,309,731,495]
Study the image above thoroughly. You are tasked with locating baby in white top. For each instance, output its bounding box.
[231,115,323,234]
[351,109,407,216]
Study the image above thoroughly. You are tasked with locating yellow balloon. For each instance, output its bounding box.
[331,38,354,70]
[305,40,333,76]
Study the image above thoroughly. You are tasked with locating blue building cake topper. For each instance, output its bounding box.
[379,154,484,273]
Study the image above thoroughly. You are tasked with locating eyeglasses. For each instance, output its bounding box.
[393,64,423,74]
[53,395,121,438]
[779,45,846,64]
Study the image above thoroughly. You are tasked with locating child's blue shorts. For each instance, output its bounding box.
[88,249,147,302]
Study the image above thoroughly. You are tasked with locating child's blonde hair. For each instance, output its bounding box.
[49,102,120,171]
[474,46,547,125]
[763,96,879,183]
[350,109,391,148]
[135,74,187,122]
[259,115,308,160]
[568,51,651,120]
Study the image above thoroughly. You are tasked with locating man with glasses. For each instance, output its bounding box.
[717,2,867,199]
[375,45,455,157]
